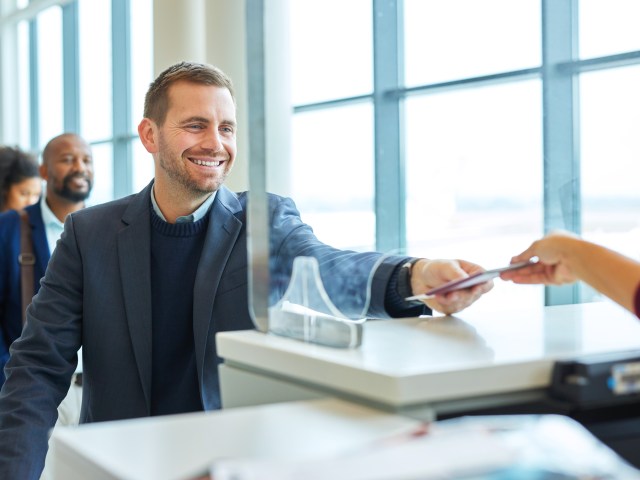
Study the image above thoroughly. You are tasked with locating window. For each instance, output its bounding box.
[404,0,540,86]
[404,80,544,310]
[78,0,113,206]
[130,0,154,191]
[579,0,640,59]
[284,0,640,310]
[291,103,376,251]
[0,0,153,205]
[289,0,372,105]
[580,65,640,302]
[36,6,63,148]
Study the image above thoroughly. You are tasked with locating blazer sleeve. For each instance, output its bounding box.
[267,195,418,319]
[0,213,83,480]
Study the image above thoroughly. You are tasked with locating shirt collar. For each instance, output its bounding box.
[151,185,216,223]
[39,194,64,228]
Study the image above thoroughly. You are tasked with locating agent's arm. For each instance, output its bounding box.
[501,231,640,315]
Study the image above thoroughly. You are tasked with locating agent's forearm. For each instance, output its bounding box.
[566,239,640,313]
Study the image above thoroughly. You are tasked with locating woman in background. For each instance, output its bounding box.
[501,230,640,318]
[0,146,41,212]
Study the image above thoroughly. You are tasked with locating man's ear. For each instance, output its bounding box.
[138,118,159,154]
[39,163,48,182]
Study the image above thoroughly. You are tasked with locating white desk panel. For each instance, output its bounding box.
[217,302,640,408]
[49,398,421,480]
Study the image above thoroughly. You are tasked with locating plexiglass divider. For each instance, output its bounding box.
[246,0,365,348]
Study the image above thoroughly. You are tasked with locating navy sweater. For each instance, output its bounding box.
[149,209,208,416]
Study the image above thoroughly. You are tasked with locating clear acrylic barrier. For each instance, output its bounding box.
[246,0,383,348]
[269,257,366,348]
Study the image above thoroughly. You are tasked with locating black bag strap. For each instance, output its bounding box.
[18,210,35,325]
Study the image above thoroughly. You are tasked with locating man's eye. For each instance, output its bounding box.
[187,124,204,130]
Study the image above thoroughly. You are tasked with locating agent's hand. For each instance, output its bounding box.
[500,231,579,286]
[411,259,493,315]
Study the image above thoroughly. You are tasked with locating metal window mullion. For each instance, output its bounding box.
[112,0,132,199]
[559,50,640,73]
[62,0,79,133]
[373,0,404,253]
[541,0,581,305]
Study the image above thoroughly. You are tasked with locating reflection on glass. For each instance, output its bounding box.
[264,193,400,346]
[404,80,544,311]
[132,139,154,192]
[17,21,31,149]
[268,256,367,347]
[289,0,372,105]
[290,103,375,251]
[403,0,540,87]
[37,6,63,148]
[79,0,112,142]
[579,0,640,59]
[580,66,640,301]
[87,142,113,207]
[130,0,153,128]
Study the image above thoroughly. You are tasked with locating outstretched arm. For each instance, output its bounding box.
[501,231,640,315]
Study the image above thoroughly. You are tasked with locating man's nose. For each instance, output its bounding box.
[72,157,86,172]
[202,128,223,152]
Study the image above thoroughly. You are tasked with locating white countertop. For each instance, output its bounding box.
[49,398,421,480]
[217,301,640,406]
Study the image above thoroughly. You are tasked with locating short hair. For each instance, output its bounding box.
[41,132,89,166]
[143,61,235,126]
[0,146,39,210]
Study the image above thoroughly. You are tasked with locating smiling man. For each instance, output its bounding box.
[0,62,492,479]
[0,132,93,385]
[0,133,93,479]
[40,133,94,211]
[138,75,237,221]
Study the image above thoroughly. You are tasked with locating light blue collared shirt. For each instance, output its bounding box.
[150,185,217,223]
[39,195,65,255]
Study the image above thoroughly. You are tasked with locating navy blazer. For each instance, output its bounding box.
[0,182,410,479]
[0,200,50,383]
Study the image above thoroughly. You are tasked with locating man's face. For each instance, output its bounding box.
[151,81,237,197]
[42,136,94,203]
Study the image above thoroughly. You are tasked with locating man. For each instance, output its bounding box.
[0,133,93,452]
[0,133,93,383]
[0,62,491,479]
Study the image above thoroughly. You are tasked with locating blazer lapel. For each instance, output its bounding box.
[117,183,154,411]
[192,187,242,394]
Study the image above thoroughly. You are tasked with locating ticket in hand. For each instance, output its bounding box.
[405,261,533,301]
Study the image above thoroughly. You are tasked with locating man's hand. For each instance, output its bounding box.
[410,259,493,315]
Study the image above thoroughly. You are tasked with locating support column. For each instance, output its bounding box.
[153,0,205,73]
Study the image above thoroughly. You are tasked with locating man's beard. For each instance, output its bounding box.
[55,173,93,203]
[157,145,229,196]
